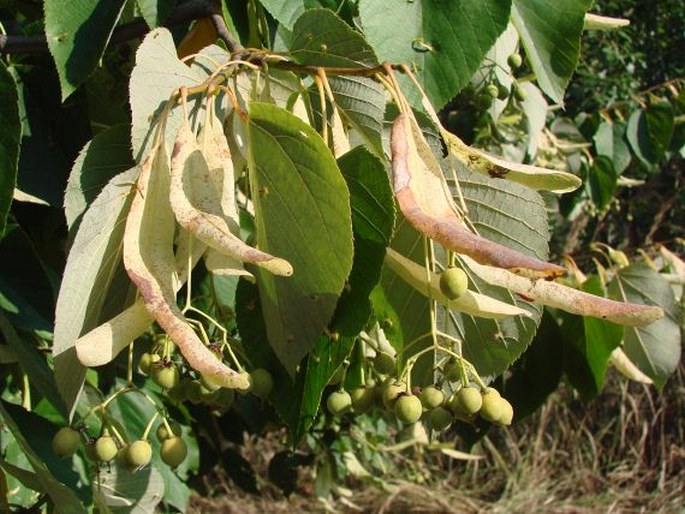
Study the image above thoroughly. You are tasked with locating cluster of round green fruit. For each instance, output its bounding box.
[468,51,526,110]
[326,373,513,431]
[51,420,189,469]
[139,349,274,407]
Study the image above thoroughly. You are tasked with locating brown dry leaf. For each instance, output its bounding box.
[390,113,566,279]
[170,123,293,276]
[461,255,663,327]
[123,144,250,389]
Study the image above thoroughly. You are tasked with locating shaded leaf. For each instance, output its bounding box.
[239,102,354,372]
[290,8,379,68]
[512,0,592,104]
[608,264,682,389]
[135,0,178,28]
[258,0,306,31]
[626,101,675,166]
[0,402,85,514]
[593,120,631,175]
[93,465,164,514]
[44,0,128,99]
[587,155,617,210]
[0,61,20,235]
[359,0,511,109]
[64,124,134,232]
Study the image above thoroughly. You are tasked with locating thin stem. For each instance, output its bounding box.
[314,70,328,144]
[141,411,159,441]
[127,343,134,386]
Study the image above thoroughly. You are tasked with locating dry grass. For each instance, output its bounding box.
[189,363,685,514]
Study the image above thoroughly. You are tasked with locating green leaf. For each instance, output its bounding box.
[129,28,206,161]
[334,147,395,336]
[0,402,86,513]
[587,155,617,210]
[44,0,128,100]
[240,102,354,372]
[593,120,631,175]
[512,0,592,104]
[608,264,682,389]
[561,276,624,399]
[328,76,386,158]
[626,101,675,166]
[258,0,306,31]
[135,0,178,28]
[290,8,379,68]
[93,465,165,514]
[0,62,20,236]
[64,124,134,232]
[504,310,563,420]
[359,0,511,110]
[0,313,66,417]
[54,167,139,421]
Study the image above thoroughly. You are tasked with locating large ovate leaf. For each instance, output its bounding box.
[626,101,675,166]
[64,124,134,232]
[239,102,354,372]
[0,402,85,513]
[327,76,387,158]
[511,0,592,104]
[129,28,206,162]
[44,0,128,100]
[593,120,631,175]
[0,61,20,235]
[290,8,379,68]
[54,167,139,420]
[608,264,682,389]
[359,0,511,110]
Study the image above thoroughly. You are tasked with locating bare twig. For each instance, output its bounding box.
[0,0,242,55]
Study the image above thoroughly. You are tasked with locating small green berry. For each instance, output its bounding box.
[327,390,352,416]
[350,386,375,413]
[127,440,152,468]
[152,364,180,390]
[476,93,494,110]
[451,386,483,416]
[439,267,469,300]
[156,420,182,442]
[94,435,118,462]
[160,437,187,468]
[479,388,505,423]
[507,53,523,70]
[249,368,274,398]
[394,395,423,424]
[381,381,405,410]
[373,352,396,375]
[138,352,160,375]
[427,406,453,431]
[419,386,445,409]
[485,84,499,99]
[51,427,81,458]
[497,83,510,100]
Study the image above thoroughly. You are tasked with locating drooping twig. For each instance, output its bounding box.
[0,0,243,55]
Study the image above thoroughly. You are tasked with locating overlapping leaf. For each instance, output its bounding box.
[0,61,20,235]
[238,102,354,372]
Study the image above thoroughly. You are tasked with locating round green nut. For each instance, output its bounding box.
[427,406,453,431]
[138,352,160,375]
[485,83,500,99]
[479,388,512,425]
[507,53,523,70]
[327,390,352,416]
[419,386,445,409]
[52,427,81,458]
[249,368,274,398]
[476,93,494,110]
[373,352,396,375]
[156,420,182,442]
[439,267,469,300]
[381,381,405,410]
[452,386,483,416]
[152,364,180,390]
[160,437,188,468]
[497,83,510,100]
[350,386,375,414]
[94,435,118,462]
[394,394,423,424]
[126,440,153,468]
